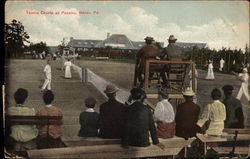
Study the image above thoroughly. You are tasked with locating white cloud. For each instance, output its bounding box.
[5,6,249,50]
[102,14,132,34]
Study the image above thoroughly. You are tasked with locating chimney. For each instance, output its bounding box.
[107,33,110,39]
[70,37,73,41]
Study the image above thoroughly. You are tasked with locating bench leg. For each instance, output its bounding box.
[184,145,187,158]
[204,142,207,159]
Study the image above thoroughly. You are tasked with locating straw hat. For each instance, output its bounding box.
[168,35,177,41]
[182,87,195,96]
[104,84,119,94]
[144,36,154,41]
[243,68,248,73]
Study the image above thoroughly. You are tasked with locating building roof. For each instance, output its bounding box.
[68,39,102,48]
[67,35,206,51]
[95,34,137,50]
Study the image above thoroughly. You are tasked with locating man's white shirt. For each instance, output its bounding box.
[44,64,51,79]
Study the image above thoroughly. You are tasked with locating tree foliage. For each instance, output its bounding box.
[186,45,249,73]
[5,19,30,58]
[58,38,68,54]
[29,41,50,54]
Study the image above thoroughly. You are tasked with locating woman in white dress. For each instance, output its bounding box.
[236,68,250,127]
[64,58,72,78]
[205,60,215,80]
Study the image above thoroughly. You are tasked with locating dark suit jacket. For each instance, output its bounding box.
[175,101,202,139]
[136,44,161,72]
[223,96,244,128]
[163,43,185,61]
[122,101,159,147]
[78,111,99,137]
[99,99,125,138]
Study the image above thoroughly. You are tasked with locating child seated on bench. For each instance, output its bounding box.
[78,97,99,137]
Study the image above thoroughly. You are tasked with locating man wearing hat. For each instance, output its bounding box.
[122,87,165,149]
[99,84,126,138]
[222,85,244,128]
[135,36,161,87]
[162,35,186,61]
[175,87,209,139]
[160,35,186,87]
[78,97,99,137]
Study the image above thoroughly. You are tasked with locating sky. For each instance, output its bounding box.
[5,0,250,50]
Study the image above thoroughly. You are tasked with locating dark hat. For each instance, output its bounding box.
[130,87,146,100]
[222,85,234,91]
[85,97,96,107]
[144,36,154,41]
[168,35,177,41]
[104,84,119,94]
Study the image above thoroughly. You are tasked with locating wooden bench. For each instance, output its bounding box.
[62,136,121,147]
[27,137,195,159]
[5,115,63,152]
[5,115,63,125]
[197,129,250,158]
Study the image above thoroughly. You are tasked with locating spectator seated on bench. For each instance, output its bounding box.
[197,88,226,136]
[222,85,244,129]
[175,87,210,140]
[5,88,38,152]
[122,88,165,149]
[78,97,99,137]
[154,89,175,139]
[99,84,126,139]
[36,90,64,149]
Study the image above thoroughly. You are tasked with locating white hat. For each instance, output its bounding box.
[182,87,195,96]
[243,68,248,73]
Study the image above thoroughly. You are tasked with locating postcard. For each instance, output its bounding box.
[4,0,250,158]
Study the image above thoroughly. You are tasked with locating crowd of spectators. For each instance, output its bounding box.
[5,83,245,153]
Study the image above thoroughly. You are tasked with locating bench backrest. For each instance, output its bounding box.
[5,115,63,125]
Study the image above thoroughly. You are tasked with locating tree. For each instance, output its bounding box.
[58,38,68,55]
[4,19,30,58]
[29,41,50,55]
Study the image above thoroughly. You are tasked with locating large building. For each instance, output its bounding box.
[67,34,163,52]
[66,33,206,52]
